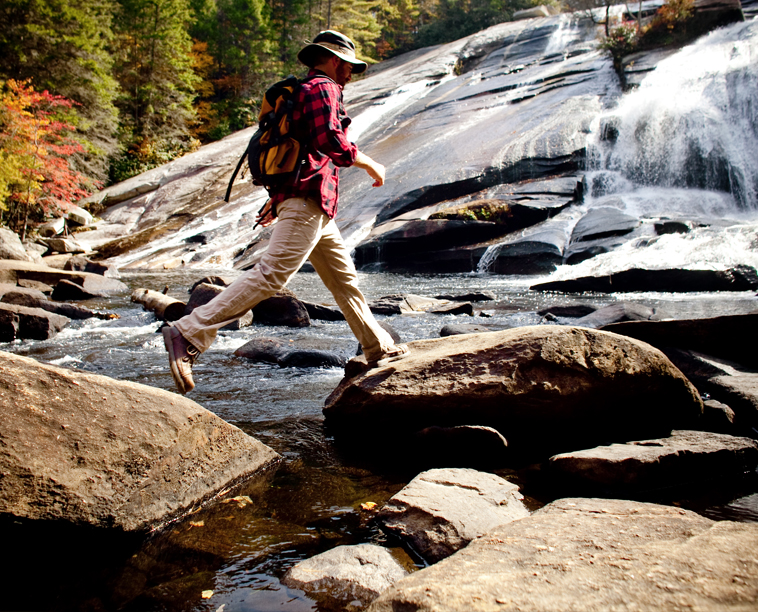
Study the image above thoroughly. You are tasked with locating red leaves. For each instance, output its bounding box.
[0,79,99,237]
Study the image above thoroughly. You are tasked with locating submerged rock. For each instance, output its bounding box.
[234,337,346,368]
[549,430,758,491]
[325,326,703,456]
[377,468,529,563]
[572,302,658,328]
[282,544,407,608]
[0,351,280,532]
[368,498,758,612]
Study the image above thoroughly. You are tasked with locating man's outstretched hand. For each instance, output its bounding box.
[354,151,385,187]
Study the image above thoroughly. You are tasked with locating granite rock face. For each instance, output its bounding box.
[0,351,280,532]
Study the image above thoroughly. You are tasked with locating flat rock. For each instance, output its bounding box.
[549,430,758,490]
[0,351,280,532]
[572,302,658,328]
[602,312,758,369]
[531,265,758,293]
[0,292,109,321]
[367,498,758,612]
[325,326,703,456]
[44,237,87,254]
[0,303,70,340]
[282,543,407,608]
[377,468,529,563]
[0,261,128,296]
[706,374,758,432]
[439,323,512,336]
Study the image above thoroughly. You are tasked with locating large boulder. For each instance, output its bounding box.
[0,351,280,532]
[282,544,408,608]
[367,498,758,612]
[324,326,703,456]
[549,430,758,491]
[377,468,529,563]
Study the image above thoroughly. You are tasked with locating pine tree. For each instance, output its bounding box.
[112,0,199,143]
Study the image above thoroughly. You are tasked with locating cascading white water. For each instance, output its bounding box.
[589,19,758,210]
[544,19,758,282]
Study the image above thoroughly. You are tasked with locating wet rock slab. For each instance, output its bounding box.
[601,312,758,369]
[377,468,529,563]
[0,351,280,532]
[282,543,408,608]
[531,265,758,293]
[0,303,70,340]
[324,326,703,455]
[368,498,758,612]
[549,430,758,490]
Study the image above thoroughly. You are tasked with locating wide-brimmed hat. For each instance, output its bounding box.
[297,30,368,74]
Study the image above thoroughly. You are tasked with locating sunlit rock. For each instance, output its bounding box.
[283,543,408,608]
[324,326,703,456]
[377,468,528,563]
[0,351,280,532]
[368,498,758,612]
[549,430,758,491]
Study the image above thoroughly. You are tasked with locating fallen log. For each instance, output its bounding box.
[131,288,186,322]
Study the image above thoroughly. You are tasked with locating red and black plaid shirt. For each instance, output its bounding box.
[268,70,358,219]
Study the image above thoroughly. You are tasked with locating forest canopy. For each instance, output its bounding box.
[0,0,536,233]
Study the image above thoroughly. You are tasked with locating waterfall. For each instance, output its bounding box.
[476,244,502,274]
[588,19,758,210]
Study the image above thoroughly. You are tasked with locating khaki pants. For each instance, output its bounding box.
[174,197,395,360]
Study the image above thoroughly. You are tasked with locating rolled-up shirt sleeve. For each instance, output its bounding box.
[303,79,358,167]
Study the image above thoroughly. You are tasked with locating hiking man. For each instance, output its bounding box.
[163,30,409,394]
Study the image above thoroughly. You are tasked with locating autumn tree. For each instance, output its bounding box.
[0,80,94,240]
[0,0,121,183]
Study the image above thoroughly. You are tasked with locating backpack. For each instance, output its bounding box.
[224,74,318,204]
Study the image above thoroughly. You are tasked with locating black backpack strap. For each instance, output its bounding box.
[224,145,250,203]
